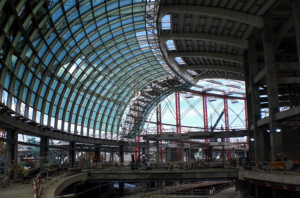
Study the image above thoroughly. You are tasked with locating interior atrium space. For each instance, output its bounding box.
[1,0,300,198]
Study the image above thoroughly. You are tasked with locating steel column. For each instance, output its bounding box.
[203,93,209,142]
[156,103,163,162]
[175,91,181,134]
[175,91,182,161]
[134,92,140,163]
[224,96,229,140]
[156,104,162,135]
[224,96,230,161]
[203,93,208,132]
[134,136,140,162]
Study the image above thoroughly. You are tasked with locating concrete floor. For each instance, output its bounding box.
[0,172,89,198]
[0,182,33,198]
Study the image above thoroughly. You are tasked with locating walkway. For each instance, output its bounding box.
[0,182,33,198]
[0,172,88,198]
[1,168,300,198]
[89,168,238,181]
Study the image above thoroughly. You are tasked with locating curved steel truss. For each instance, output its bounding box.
[121,76,190,139]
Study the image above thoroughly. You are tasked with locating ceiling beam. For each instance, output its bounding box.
[179,64,244,74]
[168,52,244,64]
[194,74,245,82]
[161,33,248,49]
[160,5,264,28]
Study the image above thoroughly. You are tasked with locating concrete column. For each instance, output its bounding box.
[7,129,18,179]
[119,182,124,196]
[156,141,159,164]
[95,145,101,163]
[7,130,18,164]
[187,148,191,162]
[181,144,184,162]
[40,136,49,167]
[111,148,114,163]
[222,146,225,165]
[142,145,146,155]
[104,147,107,162]
[263,19,283,159]
[69,142,76,167]
[248,38,267,162]
[119,145,124,165]
[293,0,300,70]
[166,147,171,162]
[145,140,150,156]
[6,94,12,110]
[244,53,254,161]
[210,147,213,162]
[88,146,91,168]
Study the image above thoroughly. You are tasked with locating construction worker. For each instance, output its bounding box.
[44,159,50,180]
[16,163,29,183]
[8,163,14,185]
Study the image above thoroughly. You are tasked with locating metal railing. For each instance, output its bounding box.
[33,173,42,198]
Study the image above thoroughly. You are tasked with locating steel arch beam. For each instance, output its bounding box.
[160,5,264,28]
[161,33,248,49]
[168,52,244,64]
[179,65,244,74]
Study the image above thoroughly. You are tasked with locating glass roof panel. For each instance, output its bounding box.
[0,0,169,140]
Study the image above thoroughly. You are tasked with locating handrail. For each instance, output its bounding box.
[32,165,79,198]
[33,172,42,198]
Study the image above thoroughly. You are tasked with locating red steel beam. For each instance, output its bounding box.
[175,91,182,161]
[186,89,244,100]
[244,99,248,130]
[175,91,181,134]
[156,103,162,135]
[244,99,249,151]
[148,121,204,129]
[156,103,163,161]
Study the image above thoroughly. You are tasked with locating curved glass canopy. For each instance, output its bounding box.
[0,0,169,139]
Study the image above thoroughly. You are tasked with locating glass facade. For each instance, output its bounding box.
[0,0,168,139]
